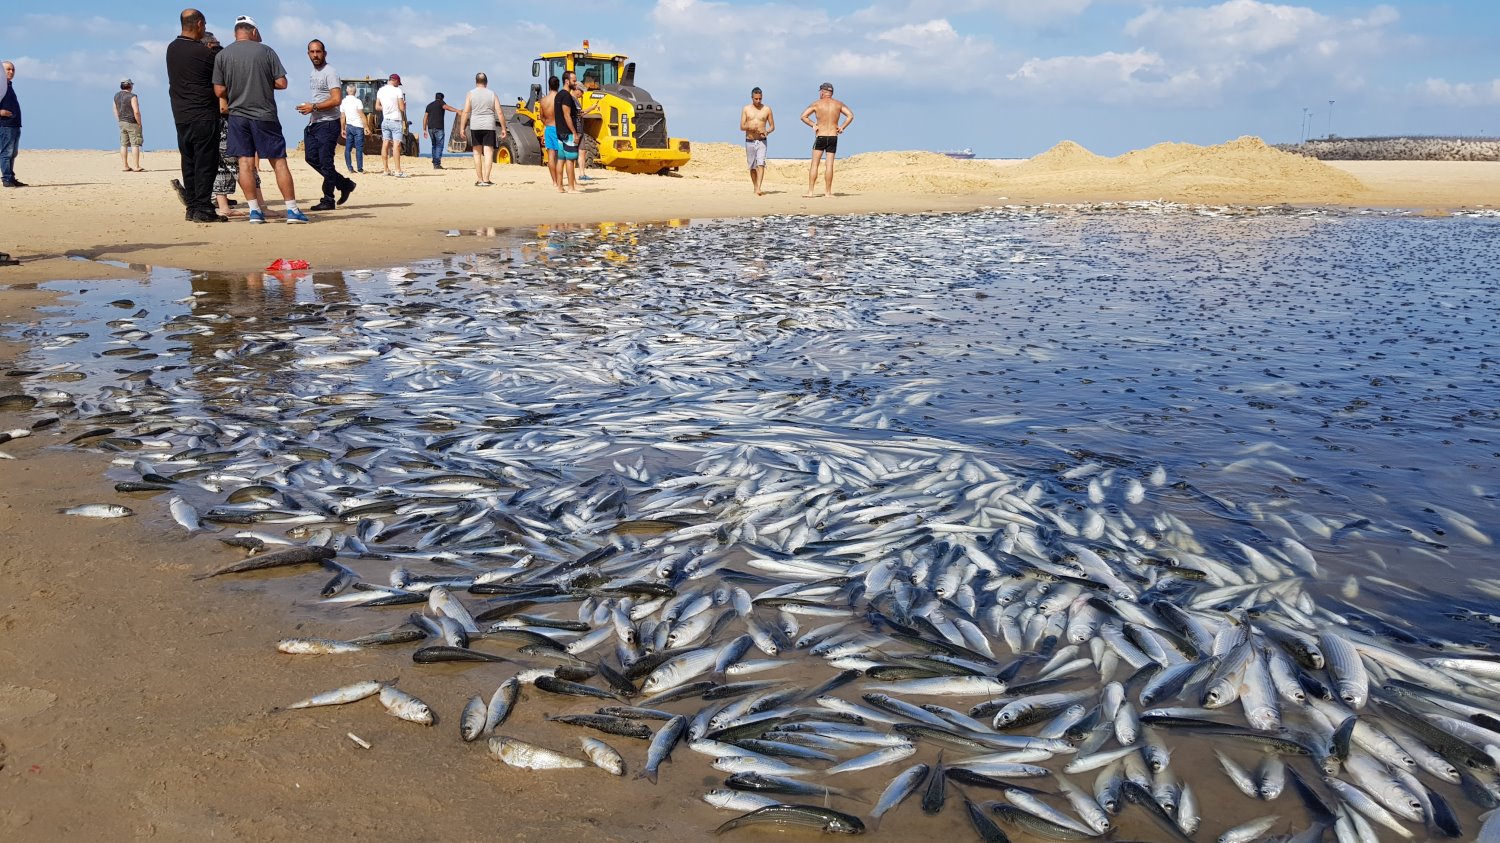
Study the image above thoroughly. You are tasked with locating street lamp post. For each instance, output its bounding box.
[1301,107,1309,143]
[1328,100,1335,139]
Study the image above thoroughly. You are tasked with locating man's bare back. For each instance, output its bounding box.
[806,98,847,136]
[540,92,556,127]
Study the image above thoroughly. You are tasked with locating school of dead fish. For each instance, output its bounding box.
[4,208,1500,841]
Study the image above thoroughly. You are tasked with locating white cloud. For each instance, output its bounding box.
[651,0,831,39]
[854,0,1093,28]
[1417,78,1500,106]
[12,41,166,90]
[820,49,907,79]
[1008,49,1212,101]
[1126,0,1328,56]
[1008,0,1403,104]
[876,19,960,49]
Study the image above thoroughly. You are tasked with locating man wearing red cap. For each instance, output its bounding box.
[376,73,407,177]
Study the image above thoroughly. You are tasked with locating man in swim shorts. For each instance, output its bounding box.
[539,76,562,191]
[799,82,853,198]
[740,86,774,196]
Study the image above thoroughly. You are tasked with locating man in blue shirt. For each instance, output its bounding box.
[0,60,25,188]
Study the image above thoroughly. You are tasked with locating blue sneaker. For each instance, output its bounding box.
[248,209,265,224]
[286,208,309,225]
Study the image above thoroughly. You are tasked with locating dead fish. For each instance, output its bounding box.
[580,736,626,775]
[59,503,134,518]
[195,545,336,579]
[412,646,509,664]
[714,804,866,835]
[488,736,588,770]
[460,695,488,742]
[378,684,434,725]
[281,679,385,710]
[276,638,363,655]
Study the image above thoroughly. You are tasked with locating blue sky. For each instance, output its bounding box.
[3,1,1497,157]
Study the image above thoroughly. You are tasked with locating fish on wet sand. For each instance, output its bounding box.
[714,804,866,835]
[281,679,385,710]
[195,545,336,580]
[488,736,588,770]
[58,503,133,518]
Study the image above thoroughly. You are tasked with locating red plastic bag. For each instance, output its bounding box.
[266,258,310,271]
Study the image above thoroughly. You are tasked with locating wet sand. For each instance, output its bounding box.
[3,144,1498,841]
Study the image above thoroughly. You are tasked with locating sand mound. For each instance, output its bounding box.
[681,142,751,177]
[682,136,1365,204]
[683,142,1013,194]
[1005,136,1366,203]
[1021,140,1109,172]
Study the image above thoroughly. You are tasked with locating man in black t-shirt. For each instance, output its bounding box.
[553,71,580,193]
[423,93,459,169]
[165,9,224,222]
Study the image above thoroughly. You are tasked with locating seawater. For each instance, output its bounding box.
[7,207,1500,840]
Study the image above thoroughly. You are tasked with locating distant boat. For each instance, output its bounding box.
[940,148,976,160]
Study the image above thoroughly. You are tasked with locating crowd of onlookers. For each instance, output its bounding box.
[0,9,858,262]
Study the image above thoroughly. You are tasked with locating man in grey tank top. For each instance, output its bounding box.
[113,79,144,172]
[458,72,507,187]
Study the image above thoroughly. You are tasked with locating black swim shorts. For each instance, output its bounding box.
[814,135,838,153]
[470,129,496,148]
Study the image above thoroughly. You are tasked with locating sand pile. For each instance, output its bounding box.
[1021,140,1109,171]
[683,142,1013,194]
[1003,136,1366,203]
[684,136,1365,204]
[681,142,751,176]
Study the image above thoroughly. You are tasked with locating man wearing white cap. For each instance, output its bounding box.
[213,15,307,223]
[376,73,407,177]
[114,79,144,172]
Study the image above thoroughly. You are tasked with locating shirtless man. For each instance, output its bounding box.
[538,76,562,191]
[740,87,774,196]
[799,82,853,198]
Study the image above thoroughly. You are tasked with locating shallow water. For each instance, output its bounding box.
[6,207,1500,841]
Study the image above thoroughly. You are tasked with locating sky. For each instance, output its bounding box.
[2,1,1497,158]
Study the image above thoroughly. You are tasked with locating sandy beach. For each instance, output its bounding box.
[2,138,1498,841]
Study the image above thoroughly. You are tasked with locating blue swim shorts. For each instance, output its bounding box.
[544,125,560,152]
[226,115,288,160]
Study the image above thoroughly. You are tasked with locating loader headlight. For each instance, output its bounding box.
[678,141,691,152]
[614,140,634,151]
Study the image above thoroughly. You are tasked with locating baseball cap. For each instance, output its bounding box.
[235,15,257,28]
[121,78,133,86]
[389,73,401,84]
[819,82,834,92]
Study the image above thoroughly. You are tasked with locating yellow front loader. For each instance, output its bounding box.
[460,41,690,174]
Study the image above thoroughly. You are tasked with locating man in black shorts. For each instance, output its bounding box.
[799,81,854,198]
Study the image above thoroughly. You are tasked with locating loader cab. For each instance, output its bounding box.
[531,53,623,89]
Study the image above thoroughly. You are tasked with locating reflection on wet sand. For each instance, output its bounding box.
[6,207,1500,842]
